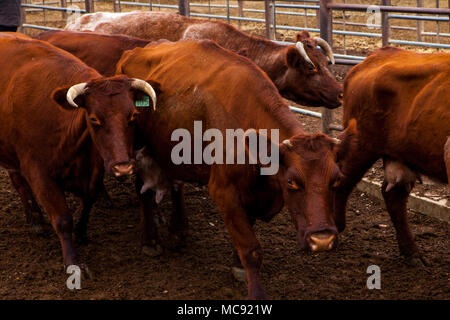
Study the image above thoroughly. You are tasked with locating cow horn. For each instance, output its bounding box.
[66,83,88,108]
[131,79,157,111]
[314,37,335,65]
[282,139,293,149]
[331,138,341,145]
[295,42,315,68]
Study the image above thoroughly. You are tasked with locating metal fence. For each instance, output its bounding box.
[20,0,450,134]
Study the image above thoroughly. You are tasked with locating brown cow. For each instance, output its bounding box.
[36,30,151,76]
[116,40,356,299]
[0,35,156,273]
[445,138,450,188]
[66,11,343,108]
[335,47,450,266]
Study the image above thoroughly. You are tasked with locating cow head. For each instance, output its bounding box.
[52,75,157,177]
[276,122,357,252]
[277,31,342,108]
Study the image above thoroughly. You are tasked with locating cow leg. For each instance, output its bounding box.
[381,180,426,266]
[335,150,378,232]
[8,170,45,234]
[210,183,266,300]
[23,170,89,275]
[168,183,188,248]
[73,198,94,244]
[231,216,256,283]
[136,175,163,257]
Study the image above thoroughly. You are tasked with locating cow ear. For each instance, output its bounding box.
[334,119,358,162]
[236,48,248,57]
[52,86,85,110]
[296,31,310,42]
[286,46,300,68]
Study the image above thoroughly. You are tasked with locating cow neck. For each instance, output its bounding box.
[247,95,304,141]
[58,108,91,162]
[235,36,284,76]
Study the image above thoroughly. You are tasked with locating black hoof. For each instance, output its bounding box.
[142,244,164,257]
[232,267,247,283]
[404,254,429,267]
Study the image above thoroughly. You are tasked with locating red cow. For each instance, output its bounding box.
[36,30,151,76]
[336,47,450,266]
[66,11,343,108]
[116,39,356,299]
[0,35,156,274]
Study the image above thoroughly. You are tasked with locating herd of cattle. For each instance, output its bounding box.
[0,11,448,299]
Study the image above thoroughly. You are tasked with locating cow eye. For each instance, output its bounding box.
[287,178,301,190]
[89,115,101,127]
[331,172,343,189]
[129,110,140,123]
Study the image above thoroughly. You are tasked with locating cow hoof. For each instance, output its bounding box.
[232,267,247,283]
[171,235,187,250]
[142,244,163,257]
[31,223,45,236]
[79,263,93,280]
[405,255,430,267]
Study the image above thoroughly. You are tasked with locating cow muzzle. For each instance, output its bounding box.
[112,162,135,177]
[306,231,337,252]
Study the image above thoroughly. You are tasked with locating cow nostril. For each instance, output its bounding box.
[112,163,135,177]
[338,93,344,100]
[307,232,336,252]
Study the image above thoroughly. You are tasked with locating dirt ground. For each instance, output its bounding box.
[1,0,448,300]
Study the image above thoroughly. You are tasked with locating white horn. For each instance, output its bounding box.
[314,37,335,65]
[295,42,315,68]
[66,83,87,108]
[131,79,157,111]
[282,139,293,149]
[331,138,341,145]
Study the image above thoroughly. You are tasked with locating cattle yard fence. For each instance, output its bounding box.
[20,0,450,135]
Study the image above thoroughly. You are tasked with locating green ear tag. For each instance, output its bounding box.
[135,95,150,107]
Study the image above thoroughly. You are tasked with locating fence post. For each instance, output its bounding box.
[238,0,244,28]
[264,0,276,40]
[319,0,333,135]
[416,0,423,41]
[61,0,67,20]
[85,0,94,13]
[20,4,26,34]
[381,0,391,47]
[178,0,190,17]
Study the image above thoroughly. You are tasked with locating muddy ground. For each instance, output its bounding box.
[1,0,448,300]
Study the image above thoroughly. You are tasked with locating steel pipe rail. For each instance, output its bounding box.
[22,23,62,30]
[326,3,450,15]
[21,4,86,13]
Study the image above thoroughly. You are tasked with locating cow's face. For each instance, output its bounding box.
[278,31,342,108]
[52,75,156,177]
[278,123,357,252]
